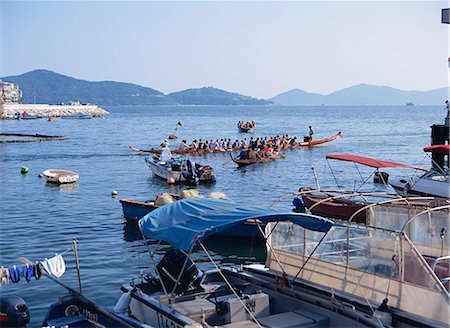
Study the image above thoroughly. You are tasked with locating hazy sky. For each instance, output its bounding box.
[1,1,449,98]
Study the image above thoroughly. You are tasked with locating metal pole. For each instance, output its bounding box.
[73,236,82,294]
[311,166,320,190]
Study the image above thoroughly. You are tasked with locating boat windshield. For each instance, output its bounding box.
[267,222,447,292]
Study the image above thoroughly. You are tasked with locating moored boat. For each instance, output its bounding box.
[42,169,79,184]
[120,194,179,221]
[389,145,450,198]
[145,156,216,185]
[297,187,369,223]
[61,113,93,119]
[43,293,148,328]
[117,198,450,327]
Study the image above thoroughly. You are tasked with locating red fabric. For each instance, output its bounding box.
[423,144,450,154]
[326,154,427,171]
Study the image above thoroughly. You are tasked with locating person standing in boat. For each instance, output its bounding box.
[308,126,314,140]
[445,100,449,126]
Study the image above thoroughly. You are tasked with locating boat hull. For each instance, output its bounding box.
[43,294,144,327]
[42,169,79,184]
[145,158,216,184]
[298,131,342,147]
[238,127,254,133]
[390,175,449,198]
[120,198,159,221]
[300,188,367,223]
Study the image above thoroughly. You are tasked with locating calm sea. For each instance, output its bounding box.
[0,105,443,326]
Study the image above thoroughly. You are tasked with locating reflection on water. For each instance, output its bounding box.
[44,182,78,192]
[123,219,142,242]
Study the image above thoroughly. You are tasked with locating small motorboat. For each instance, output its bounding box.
[42,169,79,184]
[297,187,368,223]
[14,112,38,120]
[237,121,256,133]
[238,126,254,133]
[145,156,216,185]
[117,198,450,327]
[120,194,180,221]
[389,145,450,199]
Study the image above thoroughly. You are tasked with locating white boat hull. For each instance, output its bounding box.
[390,173,449,198]
[145,159,215,184]
[43,169,79,184]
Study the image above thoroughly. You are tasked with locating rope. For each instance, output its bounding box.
[198,242,262,328]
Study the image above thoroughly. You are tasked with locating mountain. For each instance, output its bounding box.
[270,84,450,105]
[0,69,177,106]
[168,87,272,105]
[1,70,271,106]
[269,89,325,106]
[1,70,175,106]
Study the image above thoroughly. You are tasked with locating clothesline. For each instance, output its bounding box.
[0,245,73,286]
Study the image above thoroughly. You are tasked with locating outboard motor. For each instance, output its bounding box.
[303,136,311,142]
[156,248,201,296]
[374,171,389,184]
[0,296,30,327]
[183,160,199,185]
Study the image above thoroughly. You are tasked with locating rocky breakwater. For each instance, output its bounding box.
[0,103,110,119]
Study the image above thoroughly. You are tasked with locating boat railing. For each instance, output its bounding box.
[348,195,437,222]
[271,188,403,208]
[403,233,449,296]
[431,256,450,287]
[400,204,450,232]
[432,255,450,271]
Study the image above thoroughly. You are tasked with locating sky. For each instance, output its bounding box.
[1,1,449,98]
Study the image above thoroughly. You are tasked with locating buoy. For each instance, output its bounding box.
[167,177,176,184]
[20,167,29,174]
[111,190,118,196]
[113,290,132,314]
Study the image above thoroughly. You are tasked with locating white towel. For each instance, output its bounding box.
[41,254,66,278]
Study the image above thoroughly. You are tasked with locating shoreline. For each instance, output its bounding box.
[0,103,110,119]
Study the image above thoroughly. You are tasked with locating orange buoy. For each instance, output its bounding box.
[167,177,176,184]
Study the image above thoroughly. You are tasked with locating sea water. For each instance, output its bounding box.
[0,105,443,326]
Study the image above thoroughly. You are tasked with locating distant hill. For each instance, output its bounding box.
[1,69,175,106]
[270,84,450,105]
[168,87,272,105]
[1,70,271,106]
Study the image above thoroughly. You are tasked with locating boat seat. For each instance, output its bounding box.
[257,308,329,328]
[170,298,216,322]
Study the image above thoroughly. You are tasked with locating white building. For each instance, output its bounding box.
[0,80,22,104]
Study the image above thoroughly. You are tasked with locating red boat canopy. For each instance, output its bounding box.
[423,144,450,155]
[326,154,427,171]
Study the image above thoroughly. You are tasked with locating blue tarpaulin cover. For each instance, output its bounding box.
[139,198,333,250]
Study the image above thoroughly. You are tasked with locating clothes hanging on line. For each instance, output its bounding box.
[22,265,34,283]
[41,254,66,278]
[8,266,20,283]
[33,263,41,280]
[0,266,9,285]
